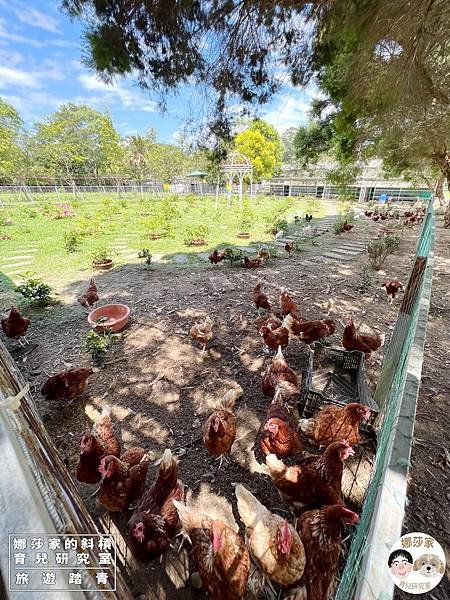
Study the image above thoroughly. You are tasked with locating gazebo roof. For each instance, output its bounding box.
[220,151,253,173]
[186,171,208,178]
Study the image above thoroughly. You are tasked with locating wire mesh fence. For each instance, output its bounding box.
[335,199,435,599]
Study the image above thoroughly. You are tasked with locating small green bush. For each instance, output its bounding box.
[223,247,244,266]
[23,207,38,219]
[15,273,53,305]
[367,239,389,270]
[86,330,118,366]
[354,265,372,293]
[138,248,152,265]
[384,235,401,253]
[64,229,80,253]
[183,224,210,245]
[90,245,111,265]
[145,214,174,238]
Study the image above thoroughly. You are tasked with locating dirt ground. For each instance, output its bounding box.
[3,211,447,599]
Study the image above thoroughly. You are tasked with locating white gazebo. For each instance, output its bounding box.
[220,151,253,206]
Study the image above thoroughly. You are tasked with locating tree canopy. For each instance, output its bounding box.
[294,1,450,198]
[234,128,278,181]
[30,104,123,177]
[0,98,24,179]
[62,0,449,194]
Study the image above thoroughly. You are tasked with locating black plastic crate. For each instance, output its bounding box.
[298,345,379,433]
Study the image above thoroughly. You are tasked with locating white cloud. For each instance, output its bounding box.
[78,73,158,112]
[0,48,24,67]
[0,18,45,47]
[2,91,65,123]
[13,5,60,33]
[263,93,311,132]
[0,65,40,89]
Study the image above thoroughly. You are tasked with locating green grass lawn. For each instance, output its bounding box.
[0,192,326,290]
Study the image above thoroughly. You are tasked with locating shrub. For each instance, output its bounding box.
[64,229,80,253]
[384,235,401,253]
[90,245,111,265]
[15,273,53,305]
[86,329,118,366]
[353,265,372,294]
[23,207,38,219]
[138,248,152,265]
[41,201,60,219]
[183,224,210,245]
[159,195,181,221]
[303,196,323,215]
[367,239,390,270]
[145,214,174,238]
[238,207,255,232]
[333,221,345,235]
[223,247,244,266]
[76,215,103,237]
[185,194,197,206]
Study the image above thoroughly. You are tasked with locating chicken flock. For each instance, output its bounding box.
[69,286,380,600]
[0,207,414,600]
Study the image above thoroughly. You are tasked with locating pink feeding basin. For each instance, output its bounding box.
[88,304,130,333]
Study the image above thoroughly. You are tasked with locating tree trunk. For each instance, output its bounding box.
[434,173,445,205]
[444,172,450,229]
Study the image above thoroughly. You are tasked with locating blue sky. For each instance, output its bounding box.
[0,0,315,143]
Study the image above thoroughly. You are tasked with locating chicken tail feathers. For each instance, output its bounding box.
[94,404,112,432]
[173,500,202,533]
[100,404,112,418]
[235,483,267,527]
[220,386,243,411]
[157,448,179,482]
[265,453,287,479]
[298,417,314,436]
[282,314,294,332]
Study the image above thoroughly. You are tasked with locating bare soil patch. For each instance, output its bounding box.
[4,216,444,599]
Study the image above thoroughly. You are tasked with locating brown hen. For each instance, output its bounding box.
[1,306,30,344]
[284,314,336,349]
[128,449,184,562]
[76,404,121,484]
[260,324,289,352]
[280,289,298,316]
[77,277,99,310]
[41,367,93,403]
[252,281,271,312]
[174,499,249,600]
[265,440,354,509]
[209,249,225,264]
[202,388,242,468]
[342,315,383,358]
[235,484,305,586]
[298,402,371,447]
[98,447,149,512]
[244,256,262,269]
[261,345,299,399]
[260,388,303,458]
[382,279,404,303]
[285,505,359,600]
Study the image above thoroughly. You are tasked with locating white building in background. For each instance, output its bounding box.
[266,159,432,202]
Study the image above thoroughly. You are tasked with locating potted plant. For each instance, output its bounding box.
[145,215,173,239]
[91,245,113,270]
[183,224,210,246]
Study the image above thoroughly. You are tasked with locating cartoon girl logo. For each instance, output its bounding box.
[388,549,413,580]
